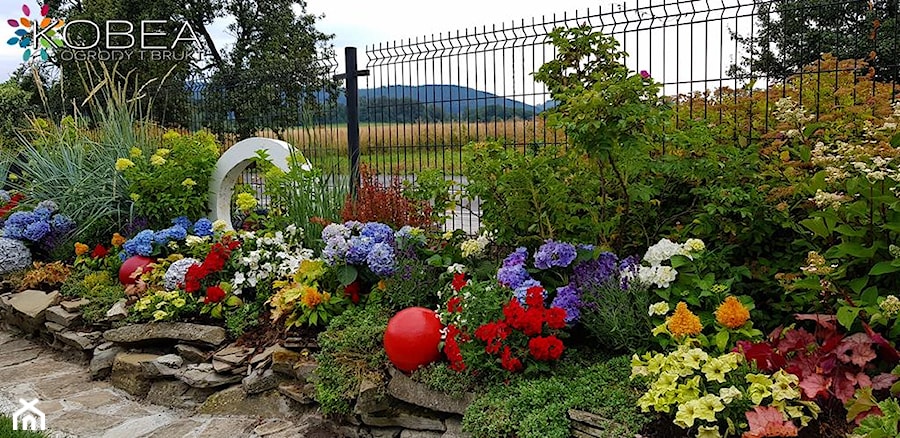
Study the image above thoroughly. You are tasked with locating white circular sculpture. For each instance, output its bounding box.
[208,137,308,231]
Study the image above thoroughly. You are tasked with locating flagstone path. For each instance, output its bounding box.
[0,329,326,438]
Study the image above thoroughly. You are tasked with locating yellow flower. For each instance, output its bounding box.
[701,358,728,383]
[74,242,89,256]
[696,394,724,421]
[212,219,228,232]
[378,280,387,291]
[300,286,325,308]
[668,302,702,337]
[684,238,706,253]
[771,370,800,401]
[172,298,186,308]
[442,230,454,240]
[130,147,143,158]
[111,233,126,247]
[298,259,327,282]
[150,155,166,166]
[674,400,700,428]
[181,178,197,188]
[235,192,258,212]
[130,193,140,202]
[715,296,750,329]
[696,425,722,438]
[718,386,742,404]
[162,130,180,142]
[155,148,171,158]
[115,158,135,171]
[152,310,168,321]
[649,301,670,316]
[681,348,709,370]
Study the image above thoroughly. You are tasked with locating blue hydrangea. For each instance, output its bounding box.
[123,229,155,257]
[51,214,75,233]
[394,226,425,247]
[513,279,543,304]
[2,223,24,240]
[0,191,9,203]
[172,216,193,230]
[32,207,52,221]
[6,211,35,228]
[193,218,214,237]
[322,223,350,242]
[167,225,187,241]
[360,222,394,244]
[23,221,51,242]
[323,237,350,265]
[534,240,578,270]
[366,242,396,277]
[153,230,171,245]
[551,285,582,323]
[346,236,374,264]
[502,247,528,267]
[572,252,619,289]
[344,221,363,232]
[36,200,58,213]
[497,264,530,289]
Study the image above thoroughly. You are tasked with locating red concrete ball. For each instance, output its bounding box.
[383,307,444,373]
[119,255,155,285]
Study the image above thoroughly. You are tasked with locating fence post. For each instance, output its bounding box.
[344,47,362,200]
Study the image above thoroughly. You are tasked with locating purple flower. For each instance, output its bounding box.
[51,214,75,233]
[361,222,394,244]
[346,236,374,264]
[640,70,650,79]
[534,240,577,270]
[572,252,619,289]
[323,237,350,265]
[502,247,528,267]
[367,242,396,277]
[23,220,51,242]
[497,264,530,289]
[551,285,582,323]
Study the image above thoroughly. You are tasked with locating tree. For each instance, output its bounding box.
[204,0,336,140]
[732,0,899,80]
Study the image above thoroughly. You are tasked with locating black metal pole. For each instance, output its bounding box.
[345,47,361,200]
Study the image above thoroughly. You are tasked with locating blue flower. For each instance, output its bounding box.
[346,236,374,264]
[124,230,155,257]
[497,264,530,289]
[534,240,578,270]
[6,211,35,228]
[172,216,193,230]
[153,230,171,245]
[551,285,582,323]
[344,221,363,232]
[394,226,425,247]
[23,220,51,242]
[167,225,187,241]
[502,247,528,267]
[193,218,214,237]
[323,237,350,265]
[360,222,394,244]
[322,223,350,242]
[32,207,52,221]
[367,242,396,277]
[36,200,58,213]
[2,224,24,240]
[51,214,75,233]
[572,252,619,289]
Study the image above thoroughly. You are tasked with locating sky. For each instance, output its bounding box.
[0,0,599,80]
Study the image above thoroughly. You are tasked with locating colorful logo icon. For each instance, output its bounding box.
[6,3,65,62]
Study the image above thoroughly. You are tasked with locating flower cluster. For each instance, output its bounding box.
[321,221,397,277]
[184,236,241,302]
[164,257,200,291]
[133,289,195,321]
[232,225,313,295]
[880,295,900,318]
[459,231,492,258]
[635,238,705,288]
[471,286,567,373]
[0,237,31,275]
[269,259,346,328]
[122,217,217,258]
[1,201,75,248]
[715,296,751,329]
[235,192,258,213]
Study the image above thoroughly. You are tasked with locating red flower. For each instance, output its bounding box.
[475,321,509,355]
[519,309,544,337]
[0,193,24,218]
[344,281,361,304]
[444,325,466,372]
[503,298,526,327]
[91,244,109,259]
[545,307,567,330]
[525,286,544,309]
[205,285,226,303]
[452,273,467,292]
[447,296,463,314]
[528,335,565,361]
[184,264,206,293]
[500,346,523,372]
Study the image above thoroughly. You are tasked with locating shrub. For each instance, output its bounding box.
[382,251,443,311]
[314,303,390,415]
[60,270,126,324]
[21,261,70,291]
[341,166,435,230]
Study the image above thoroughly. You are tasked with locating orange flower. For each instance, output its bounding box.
[74,242,89,256]
[667,302,702,337]
[300,286,325,308]
[111,233,126,248]
[715,296,750,329]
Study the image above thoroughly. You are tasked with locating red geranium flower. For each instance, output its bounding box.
[528,335,565,361]
[452,273,467,292]
[447,296,463,314]
[525,286,544,308]
[545,307,567,330]
[205,285,226,303]
[91,244,109,259]
[500,346,523,372]
[344,281,361,304]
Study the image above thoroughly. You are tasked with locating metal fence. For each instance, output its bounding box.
[163,0,899,232]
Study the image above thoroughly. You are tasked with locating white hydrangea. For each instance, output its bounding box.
[231,230,314,295]
[185,235,208,247]
[682,238,706,254]
[637,265,678,289]
[460,231,492,258]
[643,238,684,266]
[648,301,670,316]
[164,258,200,290]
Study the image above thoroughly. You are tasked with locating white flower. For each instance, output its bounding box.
[460,232,492,258]
[638,265,678,289]
[683,238,705,253]
[643,238,684,265]
[163,258,199,291]
[447,263,467,274]
[648,301,670,316]
[212,219,228,232]
[185,235,206,247]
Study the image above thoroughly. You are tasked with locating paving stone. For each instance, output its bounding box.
[271,346,301,376]
[355,378,389,415]
[0,346,39,367]
[34,371,96,399]
[278,382,315,405]
[442,418,471,438]
[67,389,121,410]
[50,410,127,436]
[177,363,242,388]
[44,321,66,332]
[387,367,473,415]
[46,305,81,327]
[9,290,60,318]
[194,417,256,437]
[106,299,128,321]
[146,380,214,409]
[400,431,444,438]
[60,298,90,312]
[138,419,205,438]
[360,406,446,432]
[100,413,175,438]
[213,343,253,366]
[253,419,295,436]
[141,354,184,378]
[242,368,279,394]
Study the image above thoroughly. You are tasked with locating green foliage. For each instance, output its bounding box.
[0,79,32,146]
[60,270,126,324]
[225,300,262,338]
[579,277,655,352]
[314,303,390,415]
[462,356,649,438]
[411,362,477,395]
[119,130,219,229]
[0,415,47,438]
[463,142,604,246]
[403,169,457,226]
[850,397,900,438]
[383,253,443,311]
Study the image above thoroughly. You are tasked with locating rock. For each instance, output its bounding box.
[141,354,184,378]
[177,363,242,388]
[103,322,227,347]
[371,428,403,438]
[568,409,629,436]
[251,344,278,365]
[105,299,128,321]
[55,331,96,350]
[146,380,215,409]
[360,407,446,431]
[293,361,317,382]
[60,298,90,312]
[355,378,389,415]
[571,423,605,438]
[387,367,473,415]
[90,343,123,379]
[175,344,210,363]
[7,290,60,332]
[243,368,279,394]
[46,305,80,327]
[442,418,471,438]
[44,321,66,333]
[110,353,160,397]
[212,359,236,374]
[271,346,301,376]
[278,382,315,405]
[214,343,253,366]
[400,431,444,438]
[198,386,293,417]
[253,419,294,436]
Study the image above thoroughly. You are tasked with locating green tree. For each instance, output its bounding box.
[731,0,899,80]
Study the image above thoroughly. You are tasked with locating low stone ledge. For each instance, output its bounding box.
[103,322,227,347]
[387,367,473,415]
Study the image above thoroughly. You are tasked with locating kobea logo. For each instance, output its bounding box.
[6,3,200,63]
[6,3,64,61]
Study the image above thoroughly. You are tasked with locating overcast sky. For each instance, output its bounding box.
[0,0,598,80]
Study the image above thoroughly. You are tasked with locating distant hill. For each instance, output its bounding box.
[348,85,545,117]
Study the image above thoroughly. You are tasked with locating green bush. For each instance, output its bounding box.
[383,254,443,311]
[462,355,649,438]
[61,270,125,324]
[314,303,390,415]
